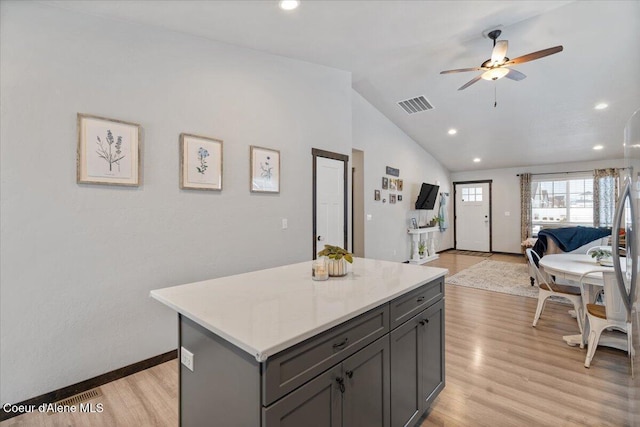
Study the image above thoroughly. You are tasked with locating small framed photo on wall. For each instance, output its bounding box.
[397,179,403,191]
[382,177,389,189]
[180,133,223,190]
[398,195,403,202]
[390,179,397,190]
[250,146,280,193]
[374,189,381,201]
[77,113,141,186]
[390,194,396,204]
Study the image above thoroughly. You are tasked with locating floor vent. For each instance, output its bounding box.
[48,388,103,414]
[397,96,434,114]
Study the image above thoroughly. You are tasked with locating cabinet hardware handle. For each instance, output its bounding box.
[333,337,349,349]
[336,377,345,393]
[416,296,425,303]
[419,320,426,326]
[345,370,353,379]
[423,318,429,324]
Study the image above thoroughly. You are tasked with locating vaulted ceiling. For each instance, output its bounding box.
[46,0,640,171]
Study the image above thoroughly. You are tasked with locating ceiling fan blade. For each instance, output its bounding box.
[458,75,482,91]
[491,40,508,65]
[505,45,563,65]
[440,67,485,74]
[505,68,526,81]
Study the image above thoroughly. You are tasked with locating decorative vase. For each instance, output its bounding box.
[328,258,348,277]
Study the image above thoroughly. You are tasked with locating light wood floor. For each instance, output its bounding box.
[3,252,638,426]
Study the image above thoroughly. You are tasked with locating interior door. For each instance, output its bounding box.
[454,182,491,252]
[313,149,348,257]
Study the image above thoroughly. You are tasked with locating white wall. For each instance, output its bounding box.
[451,159,626,253]
[352,91,453,262]
[0,2,351,403]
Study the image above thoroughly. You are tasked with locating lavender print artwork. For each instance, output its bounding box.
[96,130,125,172]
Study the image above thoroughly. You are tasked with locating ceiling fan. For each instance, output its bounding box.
[440,29,563,91]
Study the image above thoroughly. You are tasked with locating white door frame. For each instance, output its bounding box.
[312,148,349,258]
[453,180,492,252]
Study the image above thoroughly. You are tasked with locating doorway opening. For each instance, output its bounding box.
[352,149,364,257]
[312,149,349,259]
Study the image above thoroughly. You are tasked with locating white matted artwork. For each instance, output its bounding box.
[250,146,280,193]
[77,113,140,186]
[180,133,223,190]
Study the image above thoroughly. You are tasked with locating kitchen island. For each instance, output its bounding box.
[151,258,447,427]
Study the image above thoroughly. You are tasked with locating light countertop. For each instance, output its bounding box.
[151,258,447,362]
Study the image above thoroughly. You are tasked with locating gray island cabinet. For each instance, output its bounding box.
[151,258,446,427]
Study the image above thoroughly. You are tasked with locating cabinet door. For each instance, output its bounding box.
[390,314,422,427]
[263,365,342,427]
[342,337,390,427]
[419,299,445,411]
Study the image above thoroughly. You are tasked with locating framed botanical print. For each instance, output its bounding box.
[180,133,223,190]
[77,113,140,186]
[250,146,280,193]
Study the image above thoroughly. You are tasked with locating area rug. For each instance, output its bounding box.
[446,250,492,257]
[446,259,538,298]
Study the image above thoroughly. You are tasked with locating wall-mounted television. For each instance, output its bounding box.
[415,183,439,210]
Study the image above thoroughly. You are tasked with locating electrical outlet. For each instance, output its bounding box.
[505,211,511,216]
[366,214,372,221]
[181,346,194,372]
[282,218,288,229]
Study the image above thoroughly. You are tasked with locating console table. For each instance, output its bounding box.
[408,227,440,264]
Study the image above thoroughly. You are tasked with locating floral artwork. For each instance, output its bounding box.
[77,114,140,186]
[197,147,209,174]
[180,133,223,190]
[251,146,280,193]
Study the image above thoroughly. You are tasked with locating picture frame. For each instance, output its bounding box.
[411,218,418,229]
[250,146,280,193]
[180,133,223,191]
[382,177,389,189]
[389,179,397,191]
[77,113,141,186]
[374,189,381,201]
[398,195,403,202]
[390,194,396,204]
[397,179,403,192]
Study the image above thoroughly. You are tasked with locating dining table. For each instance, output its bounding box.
[538,253,629,351]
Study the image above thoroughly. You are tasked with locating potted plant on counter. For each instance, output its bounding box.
[317,245,353,277]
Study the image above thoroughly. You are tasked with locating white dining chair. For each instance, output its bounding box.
[580,270,635,375]
[526,249,584,337]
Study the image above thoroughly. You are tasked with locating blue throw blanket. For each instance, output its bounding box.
[532,226,611,263]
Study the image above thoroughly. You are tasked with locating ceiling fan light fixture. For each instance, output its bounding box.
[481,68,509,81]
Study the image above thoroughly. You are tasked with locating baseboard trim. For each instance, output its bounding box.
[0,349,177,422]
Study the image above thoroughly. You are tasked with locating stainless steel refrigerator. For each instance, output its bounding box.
[613,108,640,374]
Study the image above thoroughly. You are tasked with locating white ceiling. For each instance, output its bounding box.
[46,0,640,172]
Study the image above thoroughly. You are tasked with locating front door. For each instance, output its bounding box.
[313,149,348,258]
[454,181,491,252]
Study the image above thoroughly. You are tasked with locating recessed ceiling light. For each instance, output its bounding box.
[448,129,457,135]
[593,145,604,150]
[279,0,299,10]
[595,103,608,110]
[473,158,481,163]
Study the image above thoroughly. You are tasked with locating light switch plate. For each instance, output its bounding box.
[282,218,288,229]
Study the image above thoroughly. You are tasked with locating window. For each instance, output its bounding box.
[461,187,483,202]
[531,175,593,236]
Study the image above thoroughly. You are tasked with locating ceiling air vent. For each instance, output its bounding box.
[397,96,434,115]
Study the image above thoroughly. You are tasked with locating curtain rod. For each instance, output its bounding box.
[516,167,629,177]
